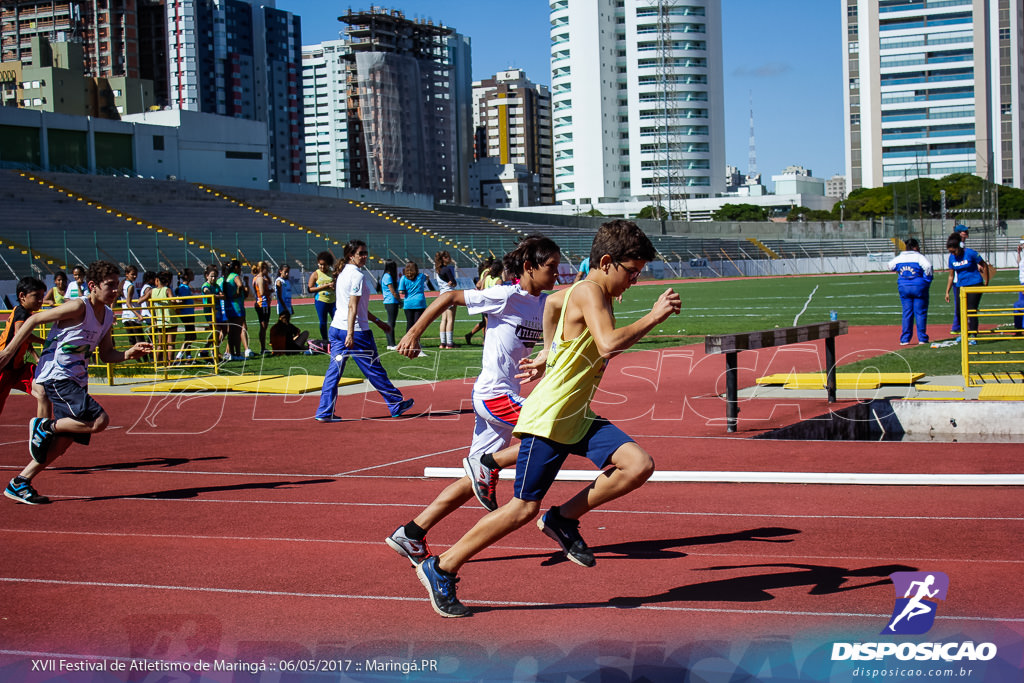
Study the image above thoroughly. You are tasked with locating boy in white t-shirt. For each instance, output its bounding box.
[386,236,562,565]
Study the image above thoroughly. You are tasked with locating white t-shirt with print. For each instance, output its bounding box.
[463,283,546,399]
[330,263,372,332]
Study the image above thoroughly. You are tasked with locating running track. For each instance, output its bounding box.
[0,326,1020,682]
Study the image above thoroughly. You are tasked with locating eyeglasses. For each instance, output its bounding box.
[613,262,642,283]
[356,251,369,257]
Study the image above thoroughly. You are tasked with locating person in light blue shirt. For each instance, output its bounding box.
[398,260,432,335]
[887,238,933,345]
[380,259,400,349]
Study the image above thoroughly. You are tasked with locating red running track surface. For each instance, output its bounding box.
[0,327,1020,682]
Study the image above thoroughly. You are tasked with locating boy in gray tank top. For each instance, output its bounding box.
[0,261,152,505]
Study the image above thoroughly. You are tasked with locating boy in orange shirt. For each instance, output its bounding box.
[0,276,50,419]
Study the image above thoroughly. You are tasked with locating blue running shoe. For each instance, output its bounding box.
[4,478,49,505]
[415,555,469,617]
[538,506,595,567]
[391,397,415,418]
[28,418,54,464]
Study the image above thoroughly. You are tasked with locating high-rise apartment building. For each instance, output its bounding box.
[302,39,350,187]
[843,0,1024,190]
[550,0,725,210]
[166,0,303,184]
[329,7,472,203]
[472,69,554,205]
[1,0,143,79]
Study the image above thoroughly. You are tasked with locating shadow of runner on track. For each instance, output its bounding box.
[79,478,336,502]
[607,562,917,607]
[467,527,802,567]
[54,455,228,474]
[468,562,916,615]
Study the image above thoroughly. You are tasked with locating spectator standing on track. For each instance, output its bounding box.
[275,264,294,317]
[573,256,591,283]
[434,251,458,349]
[119,266,146,349]
[43,271,68,307]
[949,225,970,334]
[252,261,272,355]
[65,265,87,300]
[202,265,225,359]
[314,240,415,423]
[398,261,431,338]
[174,269,197,360]
[944,232,989,344]
[463,258,495,346]
[308,252,336,342]
[887,238,932,346]
[413,219,681,617]
[380,259,401,350]
[386,236,562,566]
[0,276,50,419]
[149,272,173,365]
[220,260,249,361]
[0,261,151,505]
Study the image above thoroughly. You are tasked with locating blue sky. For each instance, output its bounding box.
[279,0,844,188]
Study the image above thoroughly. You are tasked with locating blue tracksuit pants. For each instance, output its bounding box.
[315,328,403,418]
[898,280,930,344]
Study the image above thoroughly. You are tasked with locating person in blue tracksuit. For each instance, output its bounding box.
[314,240,414,423]
[944,232,989,342]
[887,238,933,345]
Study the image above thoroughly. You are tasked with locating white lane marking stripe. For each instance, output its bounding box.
[1,529,1020,564]
[425,467,1024,487]
[0,578,1019,622]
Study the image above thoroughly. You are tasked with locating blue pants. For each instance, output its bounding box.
[314,299,335,341]
[315,328,404,419]
[1014,292,1024,331]
[897,283,929,344]
[950,285,960,333]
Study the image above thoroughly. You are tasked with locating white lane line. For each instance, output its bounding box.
[332,445,468,476]
[0,578,1019,623]
[792,285,819,326]
[424,467,1024,487]
[1,529,1020,564]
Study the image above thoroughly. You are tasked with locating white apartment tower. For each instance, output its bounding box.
[302,40,350,187]
[843,0,1024,190]
[472,69,554,204]
[550,0,725,210]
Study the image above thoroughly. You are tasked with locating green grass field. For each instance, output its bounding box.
[103,269,1024,382]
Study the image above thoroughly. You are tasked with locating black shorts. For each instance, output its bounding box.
[42,379,105,445]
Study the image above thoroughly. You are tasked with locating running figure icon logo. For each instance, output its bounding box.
[882,571,949,635]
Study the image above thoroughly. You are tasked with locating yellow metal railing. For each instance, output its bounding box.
[3,294,220,386]
[97,294,220,383]
[959,284,1024,386]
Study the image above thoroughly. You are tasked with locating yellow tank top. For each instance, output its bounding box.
[52,287,65,305]
[315,269,335,303]
[513,281,608,444]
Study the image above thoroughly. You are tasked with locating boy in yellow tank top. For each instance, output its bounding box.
[413,220,682,617]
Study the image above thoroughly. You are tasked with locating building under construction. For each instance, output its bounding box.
[340,7,472,203]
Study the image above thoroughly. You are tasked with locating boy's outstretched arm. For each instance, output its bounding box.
[0,300,84,371]
[97,328,152,364]
[395,290,466,357]
[583,286,681,358]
